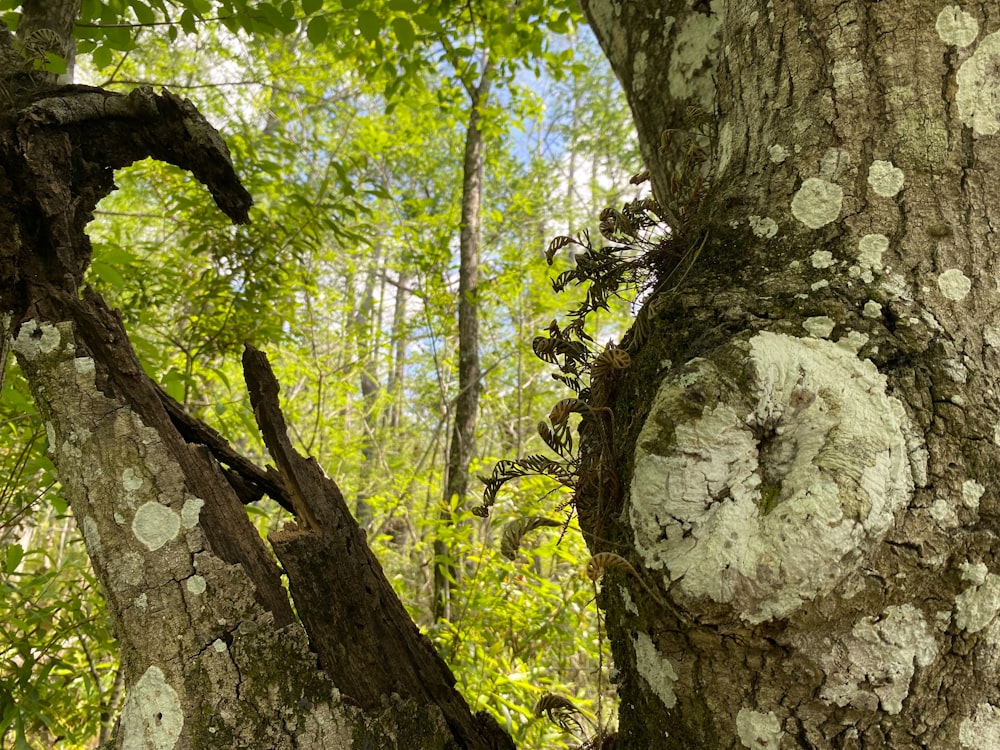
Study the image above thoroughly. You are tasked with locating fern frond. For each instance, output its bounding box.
[534,693,583,734]
[500,516,563,560]
[586,552,639,582]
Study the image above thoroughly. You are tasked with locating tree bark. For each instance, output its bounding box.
[0,26,513,750]
[575,0,1000,747]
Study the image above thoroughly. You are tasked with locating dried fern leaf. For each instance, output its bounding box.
[586,552,639,581]
[534,693,583,733]
[500,516,563,560]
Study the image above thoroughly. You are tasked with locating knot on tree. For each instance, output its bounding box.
[628,331,917,625]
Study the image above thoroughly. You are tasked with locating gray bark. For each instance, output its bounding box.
[577,0,1000,747]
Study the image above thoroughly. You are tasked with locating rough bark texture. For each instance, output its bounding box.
[0,36,513,748]
[577,1,1000,748]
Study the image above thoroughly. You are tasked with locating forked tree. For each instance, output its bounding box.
[5,0,1000,748]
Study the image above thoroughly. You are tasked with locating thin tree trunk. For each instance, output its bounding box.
[353,243,382,527]
[433,57,494,622]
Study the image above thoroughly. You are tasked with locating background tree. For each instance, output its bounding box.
[536,0,1000,747]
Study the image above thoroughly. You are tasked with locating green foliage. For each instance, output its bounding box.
[0,367,118,749]
[1,2,640,747]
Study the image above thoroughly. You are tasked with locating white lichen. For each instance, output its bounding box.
[955,574,1000,633]
[11,319,61,360]
[132,502,181,552]
[749,215,778,238]
[633,50,648,94]
[938,268,972,300]
[791,178,843,229]
[863,301,882,318]
[937,5,979,48]
[957,30,1000,135]
[818,604,937,715]
[810,249,834,268]
[119,666,183,750]
[964,479,985,509]
[213,639,227,652]
[629,332,914,623]
[633,631,678,709]
[181,497,204,529]
[768,144,787,163]
[867,160,904,198]
[186,575,207,595]
[82,515,101,552]
[961,703,1000,748]
[961,561,990,585]
[667,2,722,109]
[803,316,835,338]
[736,708,783,749]
[858,234,888,272]
[810,280,829,291]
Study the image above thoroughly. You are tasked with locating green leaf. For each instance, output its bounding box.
[179,8,197,34]
[357,9,381,41]
[386,0,416,10]
[3,544,23,574]
[91,45,113,69]
[41,52,67,75]
[133,2,157,25]
[306,15,327,45]
[302,0,323,12]
[412,12,441,32]
[391,17,414,51]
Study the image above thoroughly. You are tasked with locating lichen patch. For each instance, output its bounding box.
[803,316,835,338]
[791,178,843,229]
[736,708,783,749]
[749,215,778,239]
[960,703,1000,748]
[11,319,61,360]
[810,249,834,268]
[937,5,979,48]
[816,604,937,714]
[867,160,904,197]
[667,2,722,108]
[964,479,985,509]
[957,30,1000,135]
[938,268,972,300]
[119,665,183,750]
[132,502,181,552]
[633,632,678,709]
[858,234,889,271]
[955,574,1000,633]
[629,332,914,624]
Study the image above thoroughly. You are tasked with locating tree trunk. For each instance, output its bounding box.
[574,0,1000,747]
[0,20,512,750]
[433,59,493,621]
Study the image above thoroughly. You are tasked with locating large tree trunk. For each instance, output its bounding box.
[0,17,513,750]
[575,0,1000,747]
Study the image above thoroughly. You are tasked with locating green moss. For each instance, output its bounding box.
[757,484,781,515]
